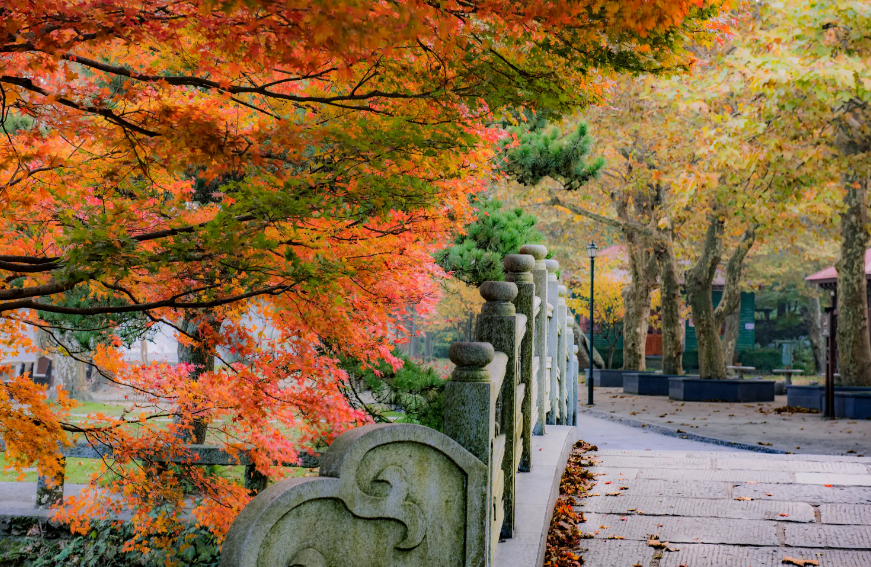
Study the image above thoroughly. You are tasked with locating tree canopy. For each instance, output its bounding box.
[0,0,731,548]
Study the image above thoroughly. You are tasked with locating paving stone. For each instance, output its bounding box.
[587,478,731,500]
[796,472,871,486]
[587,467,641,481]
[821,504,871,526]
[579,495,814,522]
[733,483,871,505]
[589,455,712,470]
[581,513,779,546]
[575,539,654,567]
[715,458,870,475]
[658,544,871,567]
[785,524,871,549]
[635,468,795,484]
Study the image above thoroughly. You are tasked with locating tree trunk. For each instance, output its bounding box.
[621,233,656,370]
[656,239,684,375]
[806,295,826,375]
[49,333,91,401]
[576,331,605,369]
[686,212,756,380]
[835,175,871,386]
[721,309,740,367]
[177,313,221,444]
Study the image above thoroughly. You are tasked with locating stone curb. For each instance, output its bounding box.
[578,407,788,454]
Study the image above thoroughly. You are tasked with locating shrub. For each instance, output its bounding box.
[737,348,782,373]
[0,520,220,567]
[339,353,446,431]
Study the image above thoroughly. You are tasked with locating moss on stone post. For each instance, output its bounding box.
[476,281,524,540]
[444,341,499,565]
[565,313,575,427]
[545,259,559,425]
[520,244,549,437]
[504,254,535,473]
[572,343,580,426]
[557,285,568,425]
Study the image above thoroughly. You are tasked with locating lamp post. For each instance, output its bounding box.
[586,241,597,405]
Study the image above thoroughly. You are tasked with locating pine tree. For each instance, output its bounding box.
[435,199,543,287]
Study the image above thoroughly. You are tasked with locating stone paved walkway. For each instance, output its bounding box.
[592,386,871,455]
[575,413,871,566]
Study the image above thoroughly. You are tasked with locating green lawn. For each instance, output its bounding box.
[2,401,316,486]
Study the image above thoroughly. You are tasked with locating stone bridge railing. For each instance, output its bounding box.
[222,245,579,567]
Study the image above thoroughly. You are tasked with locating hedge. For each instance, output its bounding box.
[736,348,782,374]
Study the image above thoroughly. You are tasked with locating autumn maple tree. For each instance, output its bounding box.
[0,0,730,550]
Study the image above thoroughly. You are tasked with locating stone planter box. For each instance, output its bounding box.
[623,373,670,396]
[787,385,871,412]
[669,377,775,403]
[835,392,871,419]
[593,369,630,388]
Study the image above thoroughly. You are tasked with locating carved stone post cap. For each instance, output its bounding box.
[566,316,573,327]
[449,342,495,382]
[558,285,567,297]
[544,259,559,273]
[518,244,547,260]
[480,281,518,302]
[449,342,494,367]
[503,254,535,273]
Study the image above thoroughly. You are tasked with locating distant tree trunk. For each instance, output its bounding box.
[621,233,656,370]
[806,295,826,375]
[835,175,871,386]
[721,309,740,366]
[177,313,221,444]
[49,333,91,401]
[576,331,605,370]
[686,211,756,380]
[656,238,684,375]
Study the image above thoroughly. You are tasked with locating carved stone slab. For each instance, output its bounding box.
[221,424,488,567]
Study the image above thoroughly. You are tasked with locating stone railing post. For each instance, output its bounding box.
[519,244,548,437]
[557,285,568,425]
[545,259,559,424]
[445,341,500,565]
[476,281,524,540]
[565,313,575,427]
[572,343,580,425]
[504,254,535,472]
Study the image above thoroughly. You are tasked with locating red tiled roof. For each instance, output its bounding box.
[806,249,871,283]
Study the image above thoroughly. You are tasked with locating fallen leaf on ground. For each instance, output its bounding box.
[607,535,624,539]
[599,525,609,529]
[766,493,774,496]
[824,484,833,488]
[647,538,669,549]
[746,481,757,484]
[782,557,819,566]
[780,513,789,517]
[605,492,622,496]
[735,496,752,501]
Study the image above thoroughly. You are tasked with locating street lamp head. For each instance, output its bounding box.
[586,241,598,259]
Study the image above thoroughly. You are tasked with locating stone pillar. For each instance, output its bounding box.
[572,344,580,426]
[557,285,568,425]
[504,254,535,473]
[545,259,559,425]
[519,244,548,437]
[476,281,524,540]
[444,341,498,565]
[565,313,575,427]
